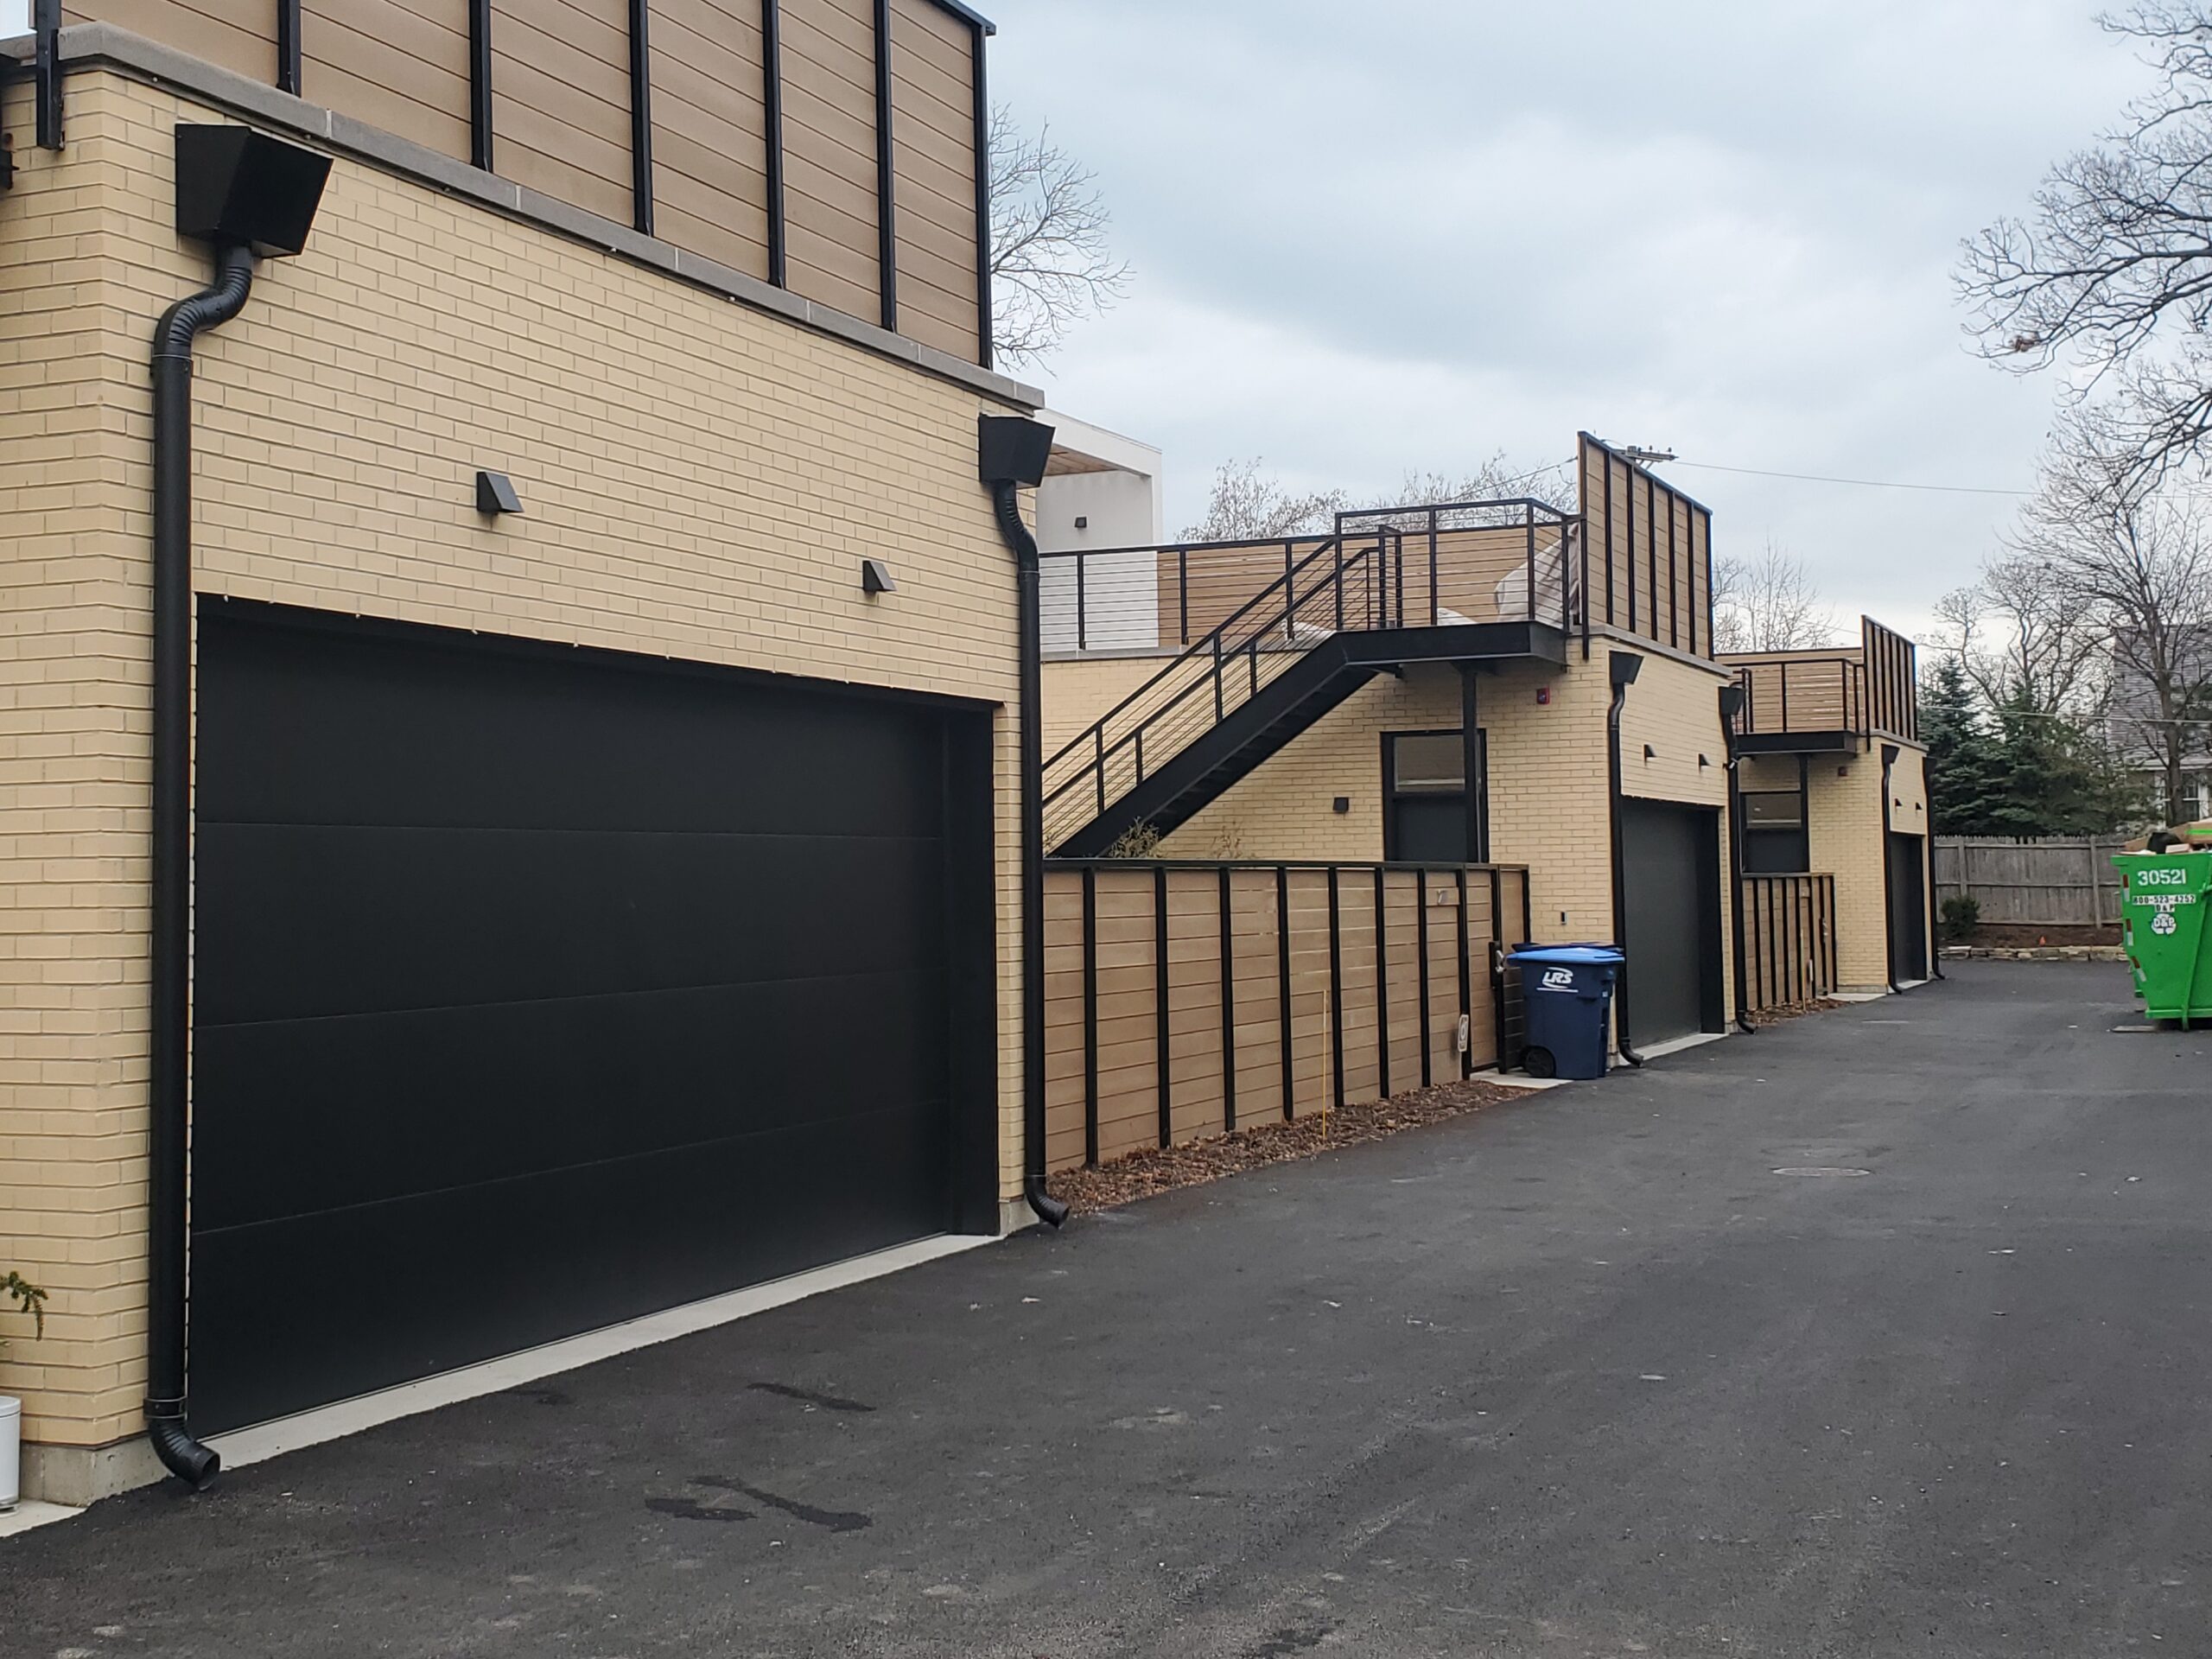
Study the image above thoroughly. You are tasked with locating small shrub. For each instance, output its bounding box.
[1940,894,1981,942]
[1100,822,1163,860]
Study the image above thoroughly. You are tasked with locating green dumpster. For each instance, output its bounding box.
[2114,854,2212,1026]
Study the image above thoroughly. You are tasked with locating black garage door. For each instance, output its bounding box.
[1888,830,1930,984]
[189,601,996,1433]
[1619,799,1724,1046]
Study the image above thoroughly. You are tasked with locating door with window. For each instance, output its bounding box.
[1384,730,1486,862]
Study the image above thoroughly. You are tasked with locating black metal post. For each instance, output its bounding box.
[1880,742,1901,992]
[1721,685,1757,1034]
[35,0,63,150]
[969,18,990,363]
[1415,871,1432,1088]
[763,0,787,285]
[1218,868,1236,1133]
[872,0,898,332]
[629,0,655,235]
[1456,868,1474,1077]
[1081,868,1098,1166]
[1276,865,1294,1120]
[1460,664,1483,863]
[277,0,303,94]
[469,0,494,170]
[1327,867,1344,1110]
[1374,868,1390,1099]
[1154,865,1171,1147]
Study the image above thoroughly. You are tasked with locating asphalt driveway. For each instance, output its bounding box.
[10,961,2210,1657]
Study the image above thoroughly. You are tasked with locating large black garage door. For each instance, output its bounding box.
[189,601,996,1433]
[1619,799,1724,1046]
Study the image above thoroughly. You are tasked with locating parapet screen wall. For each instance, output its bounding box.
[60,0,990,362]
[1578,434,1712,658]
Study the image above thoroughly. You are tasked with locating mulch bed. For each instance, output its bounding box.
[1745,997,1846,1027]
[1046,1077,1526,1216]
[1965,922,2120,949]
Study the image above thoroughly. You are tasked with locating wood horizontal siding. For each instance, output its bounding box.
[647,0,772,281]
[493,0,633,228]
[67,0,986,363]
[779,0,881,323]
[887,0,976,359]
[64,0,276,81]
[302,0,472,163]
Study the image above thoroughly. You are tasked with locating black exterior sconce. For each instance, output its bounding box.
[1643,744,1656,760]
[1332,797,1351,814]
[475,470,522,517]
[861,557,896,594]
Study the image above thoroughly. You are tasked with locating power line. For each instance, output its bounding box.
[1666,459,2031,498]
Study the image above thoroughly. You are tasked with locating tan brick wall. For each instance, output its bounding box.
[0,68,1030,1455]
[1040,652,1169,755]
[1801,742,1929,991]
[1042,640,1735,1013]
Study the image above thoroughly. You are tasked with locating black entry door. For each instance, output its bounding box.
[1619,799,1724,1046]
[189,601,994,1433]
[1888,830,1929,983]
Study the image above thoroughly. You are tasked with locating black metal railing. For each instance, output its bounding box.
[1730,656,1868,739]
[1040,500,1583,849]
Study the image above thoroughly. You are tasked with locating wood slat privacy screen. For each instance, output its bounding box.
[1860,617,1919,744]
[1741,873,1837,1011]
[1041,861,1531,1173]
[65,0,989,364]
[1579,432,1713,659]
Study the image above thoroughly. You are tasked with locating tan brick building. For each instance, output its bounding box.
[2,4,1050,1502]
[1040,436,1744,1058]
[1726,623,1936,994]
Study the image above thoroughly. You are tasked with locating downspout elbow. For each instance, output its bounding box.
[146,1406,220,1490]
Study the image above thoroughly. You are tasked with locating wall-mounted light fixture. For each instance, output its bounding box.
[1332,797,1351,814]
[475,470,522,517]
[1699,753,1711,768]
[861,557,896,594]
[1074,515,1088,530]
[1643,744,1657,760]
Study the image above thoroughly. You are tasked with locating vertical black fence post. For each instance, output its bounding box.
[1456,868,1474,1077]
[1416,870,1433,1088]
[1179,548,1190,645]
[1154,866,1172,1148]
[35,0,64,150]
[470,0,495,170]
[1075,552,1087,652]
[1523,502,1535,625]
[1283,539,1297,645]
[1374,868,1390,1100]
[1082,868,1099,1166]
[1218,868,1236,1134]
[277,0,303,95]
[1277,866,1294,1121]
[1327,867,1345,1112]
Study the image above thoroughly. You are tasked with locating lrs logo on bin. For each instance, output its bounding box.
[1540,968,1577,990]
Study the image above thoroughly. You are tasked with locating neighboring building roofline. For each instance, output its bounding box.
[1039,410,1162,477]
[17,24,1043,411]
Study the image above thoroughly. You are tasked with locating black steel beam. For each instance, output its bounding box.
[762,0,787,285]
[469,0,493,170]
[873,0,899,332]
[629,0,654,236]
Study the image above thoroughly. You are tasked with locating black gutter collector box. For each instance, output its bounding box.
[175,124,332,257]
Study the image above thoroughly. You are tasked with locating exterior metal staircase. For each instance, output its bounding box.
[1044,505,1578,856]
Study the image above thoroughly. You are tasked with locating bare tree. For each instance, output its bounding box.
[1376,451,1576,513]
[988,109,1131,370]
[1711,540,1839,653]
[1179,459,1347,542]
[1930,550,2112,717]
[1958,3,2212,488]
[2015,413,2212,822]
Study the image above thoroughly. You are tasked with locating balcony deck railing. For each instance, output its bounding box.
[1039,501,1582,849]
[1726,619,1919,746]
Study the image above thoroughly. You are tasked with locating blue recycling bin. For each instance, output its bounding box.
[1507,944,1623,1080]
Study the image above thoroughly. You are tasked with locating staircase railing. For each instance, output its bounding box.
[1041,530,1402,849]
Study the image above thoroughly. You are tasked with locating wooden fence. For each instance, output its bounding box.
[1742,873,1837,1011]
[1932,836,2129,926]
[1041,861,1532,1173]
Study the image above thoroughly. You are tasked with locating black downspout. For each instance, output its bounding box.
[992,480,1069,1229]
[1879,742,1900,994]
[1606,652,1645,1068]
[144,242,257,1491]
[1719,690,1757,1035]
[1924,822,1944,981]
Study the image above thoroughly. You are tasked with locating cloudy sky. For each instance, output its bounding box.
[987,0,2147,639]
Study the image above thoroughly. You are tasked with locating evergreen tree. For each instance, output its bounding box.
[1921,659,2008,834]
[1985,694,2144,836]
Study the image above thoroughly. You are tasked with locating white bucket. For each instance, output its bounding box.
[0,1395,19,1511]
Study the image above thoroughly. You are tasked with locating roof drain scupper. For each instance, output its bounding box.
[146,127,332,1488]
[980,416,1068,1228]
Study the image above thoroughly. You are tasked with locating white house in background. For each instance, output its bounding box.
[1038,413,1164,652]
